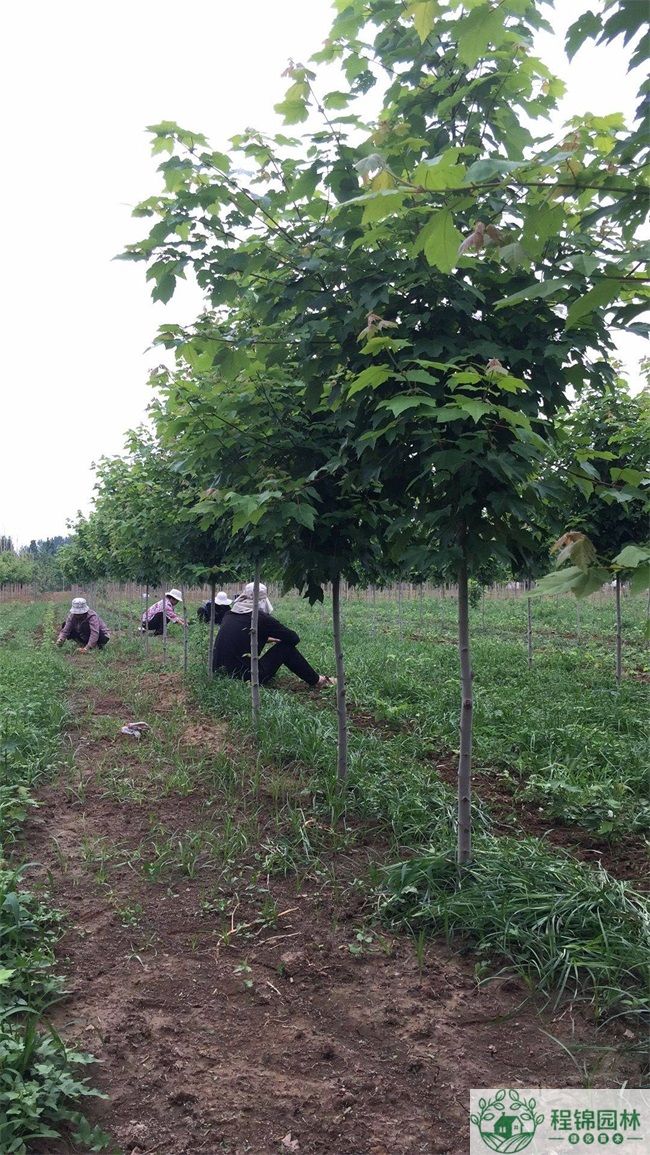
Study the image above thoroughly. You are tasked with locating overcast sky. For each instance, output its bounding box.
[0,1,645,546]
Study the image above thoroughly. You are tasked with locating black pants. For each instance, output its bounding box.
[233,643,319,686]
[142,611,166,636]
[63,622,109,649]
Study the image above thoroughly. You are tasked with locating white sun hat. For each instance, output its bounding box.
[215,592,232,605]
[70,597,89,614]
[165,588,184,602]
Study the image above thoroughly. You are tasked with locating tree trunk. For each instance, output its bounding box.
[615,574,622,687]
[332,575,348,782]
[162,585,168,660]
[208,579,216,678]
[144,583,149,655]
[397,580,403,642]
[526,577,533,670]
[250,565,261,732]
[457,553,473,866]
[419,581,424,628]
[181,586,188,675]
[371,584,376,636]
[575,601,581,645]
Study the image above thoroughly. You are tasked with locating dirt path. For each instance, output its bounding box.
[22,659,638,1155]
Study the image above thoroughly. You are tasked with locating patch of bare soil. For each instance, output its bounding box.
[22,680,641,1155]
[428,755,649,889]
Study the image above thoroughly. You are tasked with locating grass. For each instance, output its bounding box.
[16,587,649,1047]
[380,839,650,1019]
[0,603,110,1154]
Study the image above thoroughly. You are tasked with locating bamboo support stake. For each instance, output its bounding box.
[457,552,473,866]
[144,583,149,656]
[162,584,168,660]
[332,575,348,782]
[526,577,533,670]
[250,565,261,732]
[181,586,188,675]
[615,574,623,687]
[208,579,216,677]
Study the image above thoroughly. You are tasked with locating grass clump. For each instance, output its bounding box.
[380,837,650,1019]
[0,604,110,1153]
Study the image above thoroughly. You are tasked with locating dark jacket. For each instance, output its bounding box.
[213,610,299,676]
[197,602,230,625]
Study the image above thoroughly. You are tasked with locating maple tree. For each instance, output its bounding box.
[117,0,647,860]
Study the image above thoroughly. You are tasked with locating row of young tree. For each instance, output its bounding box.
[63,0,649,864]
[0,537,70,590]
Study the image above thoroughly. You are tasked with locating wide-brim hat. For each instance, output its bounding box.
[165,588,183,602]
[215,592,232,605]
[70,598,89,614]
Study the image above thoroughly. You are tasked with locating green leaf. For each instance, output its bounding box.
[531,566,586,597]
[565,280,620,329]
[496,406,531,429]
[413,148,465,189]
[347,365,392,397]
[495,279,567,310]
[456,397,492,422]
[457,3,508,66]
[151,271,177,304]
[572,567,611,599]
[379,395,436,417]
[630,564,650,594]
[361,189,405,224]
[291,504,316,530]
[411,0,440,43]
[417,210,463,273]
[465,157,527,184]
[613,544,650,569]
[566,10,602,60]
[0,967,15,986]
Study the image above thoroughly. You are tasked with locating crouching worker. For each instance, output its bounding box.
[197,591,232,625]
[141,588,187,636]
[213,582,334,689]
[57,597,110,652]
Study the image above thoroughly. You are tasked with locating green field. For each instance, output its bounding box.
[1,589,648,1151]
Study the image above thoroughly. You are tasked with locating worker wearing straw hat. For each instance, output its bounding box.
[141,588,187,636]
[197,591,232,625]
[57,597,110,652]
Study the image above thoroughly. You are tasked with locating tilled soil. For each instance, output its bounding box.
[21,669,640,1155]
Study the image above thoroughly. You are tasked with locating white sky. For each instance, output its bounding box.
[0,1,645,546]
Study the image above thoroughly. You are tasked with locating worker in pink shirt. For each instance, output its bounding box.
[57,597,110,652]
[141,588,187,636]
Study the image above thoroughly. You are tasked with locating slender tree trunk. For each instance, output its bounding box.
[181,586,188,675]
[144,583,149,656]
[162,585,168,660]
[250,565,261,732]
[419,581,424,627]
[208,579,216,677]
[332,575,348,782]
[526,577,533,670]
[398,580,403,642]
[615,574,623,687]
[457,552,473,866]
[371,584,376,636]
